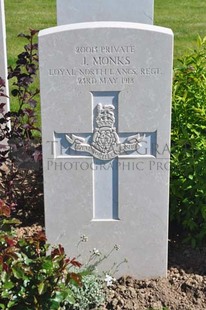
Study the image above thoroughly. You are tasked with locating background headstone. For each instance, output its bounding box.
[57,0,154,25]
[0,0,9,112]
[39,22,173,279]
[0,0,10,145]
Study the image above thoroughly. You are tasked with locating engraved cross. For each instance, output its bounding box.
[54,91,156,221]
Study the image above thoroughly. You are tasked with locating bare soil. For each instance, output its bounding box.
[102,241,206,310]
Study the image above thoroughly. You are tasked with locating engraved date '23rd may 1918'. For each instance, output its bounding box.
[48,45,162,85]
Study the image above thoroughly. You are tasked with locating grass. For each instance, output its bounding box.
[4,0,56,118]
[3,0,206,116]
[4,0,206,66]
[5,0,56,66]
[155,0,206,60]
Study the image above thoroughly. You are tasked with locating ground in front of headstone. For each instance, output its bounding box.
[16,225,206,310]
[102,242,206,310]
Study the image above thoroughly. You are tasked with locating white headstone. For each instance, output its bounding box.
[39,22,173,279]
[57,0,154,25]
[0,0,9,110]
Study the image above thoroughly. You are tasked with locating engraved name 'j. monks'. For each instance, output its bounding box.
[66,103,145,161]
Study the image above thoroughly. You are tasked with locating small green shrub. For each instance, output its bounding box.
[0,200,108,310]
[170,36,206,246]
[67,274,105,310]
[0,29,43,225]
[0,200,83,310]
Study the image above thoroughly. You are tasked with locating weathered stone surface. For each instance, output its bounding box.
[39,22,173,279]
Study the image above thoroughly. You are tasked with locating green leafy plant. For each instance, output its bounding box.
[0,200,83,310]
[68,240,127,310]
[170,36,206,246]
[0,201,112,310]
[0,29,43,225]
[67,274,105,310]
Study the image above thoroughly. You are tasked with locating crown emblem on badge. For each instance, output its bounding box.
[96,103,115,128]
[66,103,144,160]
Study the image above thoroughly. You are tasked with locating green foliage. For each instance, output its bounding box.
[67,274,105,310]
[0,201,107,310]
[0,30,43,226]
[155,0,206,62]
[5,0,206,70]
[0,201,82,310]
[170,36,206,245]
[5,0,56,67]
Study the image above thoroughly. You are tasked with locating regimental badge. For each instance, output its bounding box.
[66,103,145,161]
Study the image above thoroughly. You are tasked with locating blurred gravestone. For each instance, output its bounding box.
[57,0,154,25]
[0,0,9,103]
[0,0,10,145]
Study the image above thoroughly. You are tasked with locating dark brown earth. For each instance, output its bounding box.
[102,241,206,310]
[16,226,206,310]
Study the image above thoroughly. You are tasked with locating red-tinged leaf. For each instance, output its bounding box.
[70,257,82,268]
[0,118,6,124]
[3,205,11,217]
[70,272,82,286]
[0,108,5,114]
[0,93,5,97]
[4,237,17,247]
[4,111,11,118]
[33,150,42,162]
[32,43,38,50]
[58,244,65,255]
[0,200,11,217]
[24,108,35,116]
[0,144,8,149]
[51,248,58,258]
[3,263,9,272]
[30,29,39,36]
[64,258,71,265]
[4,248,19,259]
[0,78,5,87]
[0,93,8,98]
[28,98,37,108]
[0,103,5,108]
[22,124,31,129]
[34,230,46,242]
[51,244,65,258]
[18,33,31,40]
